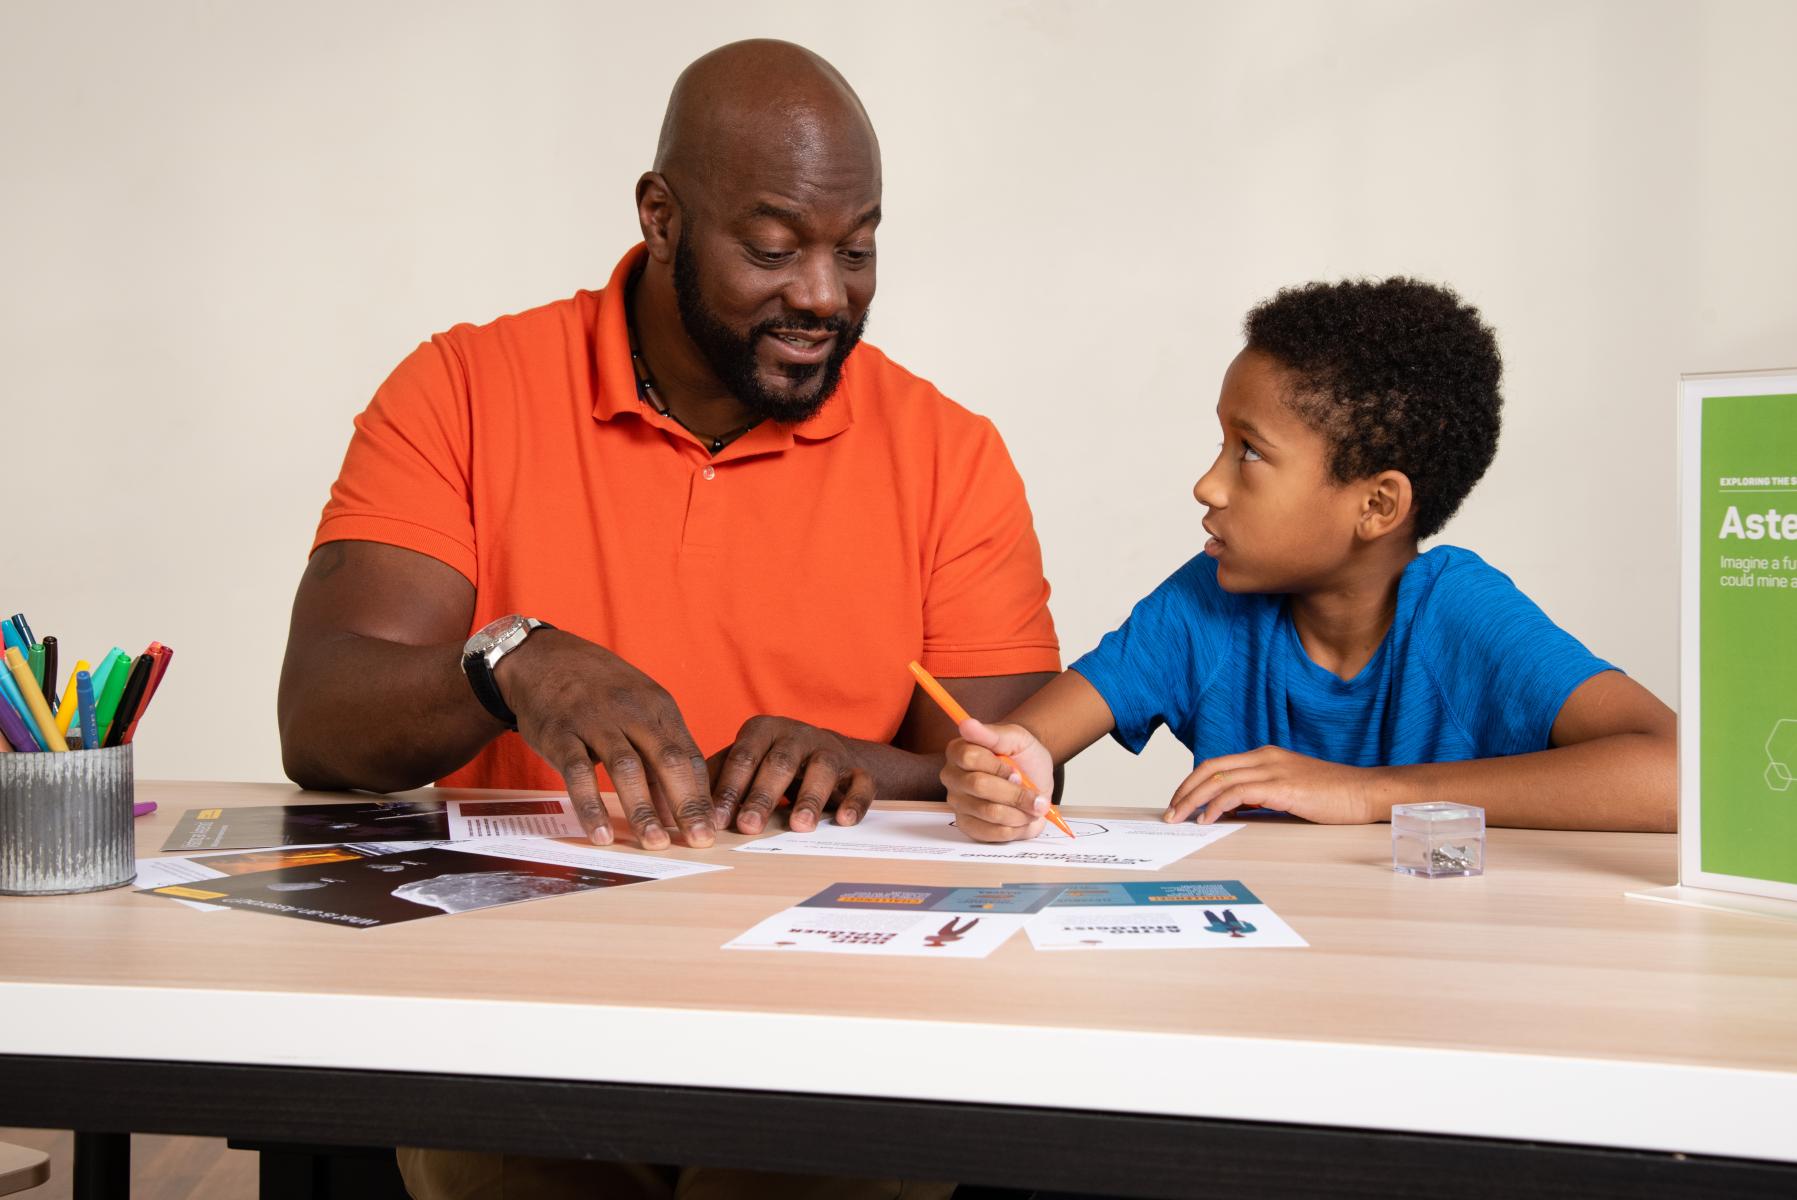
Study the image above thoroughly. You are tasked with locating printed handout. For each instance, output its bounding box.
[161,796,585,852]
[1012,880,1308,950]
[136,841,442,911]
[732,809,1240,871]
[724,881,1067,958]
[139,840,724,928]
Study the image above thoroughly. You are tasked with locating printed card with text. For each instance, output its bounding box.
[1012,880,1308,951]
[724,881,1066,958]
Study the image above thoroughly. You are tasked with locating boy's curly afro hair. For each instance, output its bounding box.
[1244,278,1503,541]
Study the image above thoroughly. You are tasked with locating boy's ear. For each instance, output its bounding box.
[1356,470,1414,541]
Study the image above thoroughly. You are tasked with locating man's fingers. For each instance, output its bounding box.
[638,731,715,848]
[788,757,841,832]
[711,737,765,831]
[832,769,875,827]
[736,738,803,833]
[598,741,672,850]
[552,740,613,847]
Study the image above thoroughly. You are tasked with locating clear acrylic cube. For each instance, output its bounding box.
[1391,801,1485,878]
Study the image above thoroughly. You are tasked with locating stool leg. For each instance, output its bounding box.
[73,1131,130,1199]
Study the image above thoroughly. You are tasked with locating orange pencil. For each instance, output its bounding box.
[906,660,1075,839]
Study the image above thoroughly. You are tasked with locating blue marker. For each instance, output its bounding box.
[76,670,100,751]
[0,620,23,657]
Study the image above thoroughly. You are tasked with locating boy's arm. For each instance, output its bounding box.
[1169,671,1677,832]
[941,670,1118,841]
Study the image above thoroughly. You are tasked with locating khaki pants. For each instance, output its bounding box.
[396,1147,956,1200]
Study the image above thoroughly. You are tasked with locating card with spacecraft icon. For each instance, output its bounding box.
[722,881,1067,958]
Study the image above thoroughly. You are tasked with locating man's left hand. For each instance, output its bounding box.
[1164,746,1381,825]
[710,716,876,834]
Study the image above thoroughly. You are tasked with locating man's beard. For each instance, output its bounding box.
[673,231,867,425]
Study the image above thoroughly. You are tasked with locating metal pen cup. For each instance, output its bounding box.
[0,744,136,895]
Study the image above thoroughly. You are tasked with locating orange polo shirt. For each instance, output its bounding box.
[314,244,1060,790]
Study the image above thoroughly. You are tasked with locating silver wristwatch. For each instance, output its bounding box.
[461,615,553,729]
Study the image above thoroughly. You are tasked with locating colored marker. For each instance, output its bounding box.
[90,647,128,694]
[0,621,22,657]
[40,636,57,714]
[905,660,1076,839]
[76,670,100,751]
[0,668,45,751]
[54,659,91,736]
[102,654,154,748]
[26,643,45,691]
[4,646,68,752]
[8,614,35,646]
[92,655,133,746]
[119,643,172,744]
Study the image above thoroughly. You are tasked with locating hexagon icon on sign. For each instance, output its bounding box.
[1766,719,1797,792]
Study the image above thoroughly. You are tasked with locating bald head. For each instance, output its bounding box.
[631,41,882,427]
[654,40,879,202]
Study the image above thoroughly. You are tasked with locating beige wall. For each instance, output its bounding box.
[3,1,1794,806]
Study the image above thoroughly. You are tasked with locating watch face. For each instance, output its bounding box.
[467,614,526,657]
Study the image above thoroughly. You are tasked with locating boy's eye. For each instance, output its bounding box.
[1240,443,1263,463]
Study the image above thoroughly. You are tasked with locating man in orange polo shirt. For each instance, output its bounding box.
[278,37,1052,1200]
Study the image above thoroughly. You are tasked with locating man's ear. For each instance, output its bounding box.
[635,172,680,264]
[1357,470,1414,541]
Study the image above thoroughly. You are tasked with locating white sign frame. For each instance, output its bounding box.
[1634,368,1797,920]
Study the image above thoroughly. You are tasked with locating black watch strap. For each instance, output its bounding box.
[462,619,554,730]
[465,654,518,729]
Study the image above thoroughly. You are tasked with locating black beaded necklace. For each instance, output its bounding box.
[624,271,760,455]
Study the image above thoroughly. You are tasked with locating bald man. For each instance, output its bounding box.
[279,39,1052,1200]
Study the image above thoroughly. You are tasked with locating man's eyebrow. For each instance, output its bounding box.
[746,201,804,224]
[742,202,882,228]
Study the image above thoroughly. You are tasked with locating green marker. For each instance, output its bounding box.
[27,643,44,690]
[93,654,133,744]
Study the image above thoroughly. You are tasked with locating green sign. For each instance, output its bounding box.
[1700,392,1797,885]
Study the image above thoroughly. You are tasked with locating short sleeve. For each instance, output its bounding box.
[917,416,1061,678]
[1416,555,1618,756]
[1070,554,1236,754]
[312,335,479,583]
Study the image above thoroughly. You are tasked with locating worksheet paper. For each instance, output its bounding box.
[135,842,443,911]
[1011,880,1308,950]
[724,882,1067,958]
[138,840,724,928]
[161,796,585,852]
[732,809,1241,871]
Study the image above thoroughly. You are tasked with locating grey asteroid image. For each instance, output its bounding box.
[392,871,584,914]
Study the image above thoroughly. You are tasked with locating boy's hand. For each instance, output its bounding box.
[1165,746,1380,825]
[941,718,1054,842]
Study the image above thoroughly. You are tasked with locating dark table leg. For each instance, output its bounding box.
[73,1131,130,1199]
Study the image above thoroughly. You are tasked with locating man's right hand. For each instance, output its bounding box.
[940,718,1053,843]
[495,630,715,851]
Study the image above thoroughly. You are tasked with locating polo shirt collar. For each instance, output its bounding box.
[592,244,855,449]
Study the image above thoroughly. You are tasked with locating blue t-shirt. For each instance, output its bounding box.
[1069,546,1615,767]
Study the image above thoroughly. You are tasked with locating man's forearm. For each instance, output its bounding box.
[1364,733,1677,832]
[279,634,500,794]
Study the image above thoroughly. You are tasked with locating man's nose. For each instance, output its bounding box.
[784,253,847,320]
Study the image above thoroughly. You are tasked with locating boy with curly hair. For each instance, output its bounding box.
[943,279,1676,837]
